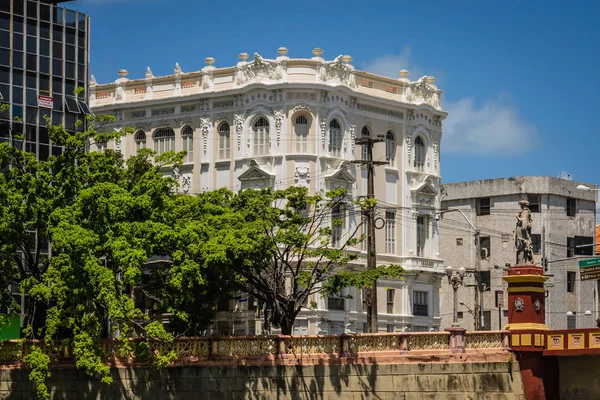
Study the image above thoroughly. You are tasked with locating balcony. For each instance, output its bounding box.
[413,304,428,317]
[400,256,444,272]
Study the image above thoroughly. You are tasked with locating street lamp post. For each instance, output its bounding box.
[446,266,466,327]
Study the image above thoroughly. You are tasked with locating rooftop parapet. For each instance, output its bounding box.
[90,47,443,112]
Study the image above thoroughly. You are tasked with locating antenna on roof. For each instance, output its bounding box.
[557,171,573,180]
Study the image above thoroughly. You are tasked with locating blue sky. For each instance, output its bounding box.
[73,0,599,188]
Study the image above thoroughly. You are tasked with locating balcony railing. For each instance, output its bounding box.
[413,304,428,316]
[0,331,510,366]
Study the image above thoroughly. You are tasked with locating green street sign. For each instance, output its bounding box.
[579,258,600,268]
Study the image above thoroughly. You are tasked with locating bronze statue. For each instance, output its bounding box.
[515,199,534,264]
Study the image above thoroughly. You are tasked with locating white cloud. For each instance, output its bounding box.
[442,97,538,154]
[360,46,425,80]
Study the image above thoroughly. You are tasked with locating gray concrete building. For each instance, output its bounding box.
[439,177,598,331]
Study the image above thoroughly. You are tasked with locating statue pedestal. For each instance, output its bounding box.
[502,264,548,330]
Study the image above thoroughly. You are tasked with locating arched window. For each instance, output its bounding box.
[361,126,370,160]
[329,119,342,157]
[181,125,193,163]
[294,115,309,153]
[386,131,395,165]
[134,130,146,153]
[153,127,175,155]
[218,122,230,160]
[414,136,425,171]
[253,117,270,156]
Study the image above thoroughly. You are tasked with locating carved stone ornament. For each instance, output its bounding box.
[135,122,152,130]
[320,117,327,147]
[273,109,284,146]
[181,176,192,194]
[174,63,182,76]
[89,75,97,87]
[433,141,439,169]
[115,82,125,101]
[318,55,356,88]
[176,117,193,127]
[349,124,356,151]
[234,113,244,151]
[145,67,153,79]
[406,135,412,164]
[235,53,281,86]
[294,166,310,183]
[405,76,442,110]
[155,119,170,128]
[515,297,524,312]
[200,117,210,155]
[534,298,541,313]
[292,103,312,114]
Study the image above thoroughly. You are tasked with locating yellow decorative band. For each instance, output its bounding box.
[507,287,545,293]
[503,275,548,284]
[504,323,548,331]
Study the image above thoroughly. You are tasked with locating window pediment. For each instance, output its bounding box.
[325,165,355,190]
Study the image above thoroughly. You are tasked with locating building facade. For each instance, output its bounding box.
[0,0,90,336]
[91,49,448,335]
[0,0,91,158]
[439,177,598,331]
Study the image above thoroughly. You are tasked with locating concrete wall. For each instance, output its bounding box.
[439,176,598,330]
[559,355,600,400]
[0,358,524,400]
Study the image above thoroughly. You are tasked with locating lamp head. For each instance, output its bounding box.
[576,184,591,191]
[458,266,466,278]
[445,265,453,277]
[566,311,574,316]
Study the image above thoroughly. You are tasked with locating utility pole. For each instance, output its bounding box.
[542,225,547,271]
[352,133,387,333]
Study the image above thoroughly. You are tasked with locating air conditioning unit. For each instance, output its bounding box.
[480,248,489,260]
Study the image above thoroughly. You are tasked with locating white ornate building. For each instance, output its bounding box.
[90,48,447,335]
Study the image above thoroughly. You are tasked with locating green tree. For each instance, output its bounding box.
[225,186,403,335]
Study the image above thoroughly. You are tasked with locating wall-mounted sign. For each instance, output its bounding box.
[37,95,54,109]
[495,290,504,308]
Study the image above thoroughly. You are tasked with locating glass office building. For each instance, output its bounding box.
[0,0,90,160]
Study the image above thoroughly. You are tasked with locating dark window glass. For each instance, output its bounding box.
[26,35,36,54]
[65,28,75,45]
[39,126,49,144]
[528,194,541,213]
[0,49,7,66]
[78,101,91,115]
[40,39,50,56]
[52,94,62,111]
[38,109,50,125]
[0,84,8,101]
[40,22,49,38]
[76,116,84,132]
[39,145,49,161]
[77,81,84,91]
[52,111,62,125]
[39,74,49,93]
[39,56,49,74]
[26,18,36,35]
[26,54,36,71]
[66,10,76,27]
[566,198,577,217]
[65,45,75,62]
[0,13,9,30]
[26,71,36,89]
[65,113,76,130]
[78,30,86,46]
[13,51,24,69]
[13,33,23,51]
[65,62,75,79]
[25,124,36,141]
[78,47,85,64]
[25,142,35,153]
[26,89,36,106]
[78,12,86,30]
[567,237,575,258]
[14,1,24,15]
[0,66,8,84]
[13,16,23,32]
[12,69,23,86]
[52,24,62,41]
[13,105,23,120]
[54,7,63,24]
[13,88,23,105]
[27,1,38,19]
[52,77,62,94]
[477,197,491,216]
[567,271,576,292]
[480,271,491,291]
[78,65,85,81]
[52,59,62,77]
[40,4,50,21]
[0,29,8,48]
[52,146,62,156]
[52,41,62,58]
[65,96,79,113]
[531,234,541,254]
[575,236,594,256]
[567,313,576,329]
[65,79,75,96]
